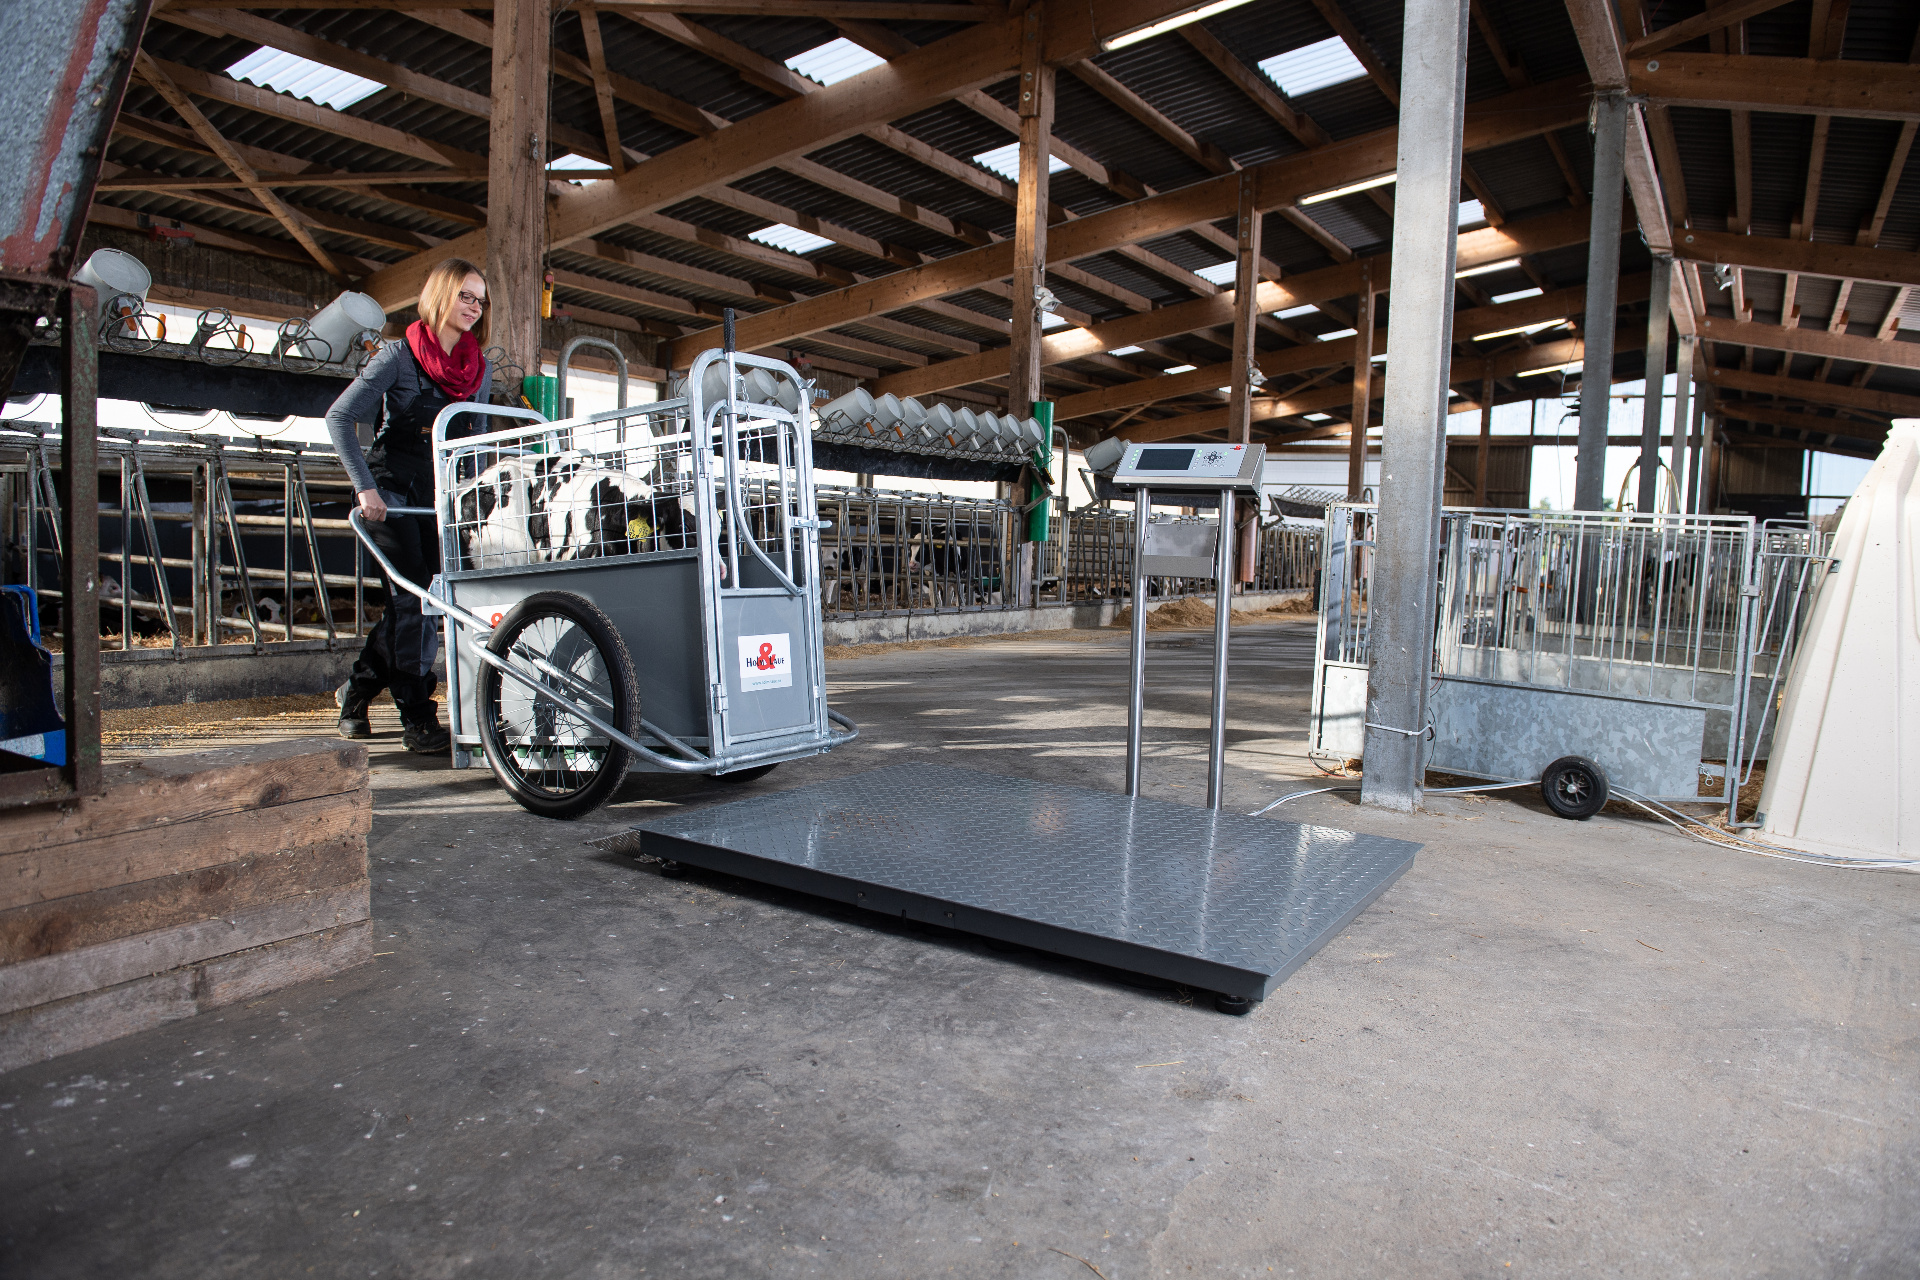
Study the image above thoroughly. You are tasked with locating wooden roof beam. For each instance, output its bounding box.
[674,77,1587,365]
[132,53,351,279]
[864,204,1599,400]
[1700,365,1920,418]
[1625,0,1796,58]
[1631,55,1920,120]
[1674,228,1920,289]
[1696,313,1920,371]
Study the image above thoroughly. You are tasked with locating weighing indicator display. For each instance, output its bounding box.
[1110,442,1264,489]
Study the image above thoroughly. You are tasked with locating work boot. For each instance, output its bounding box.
[403,720,451,754]
[336,681,371,740]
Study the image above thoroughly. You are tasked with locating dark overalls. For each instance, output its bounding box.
[343,346,485,731]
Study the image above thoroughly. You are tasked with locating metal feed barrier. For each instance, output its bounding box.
[3,424,1322,647]
[1310,505,1833,821]
[1,420,371,652]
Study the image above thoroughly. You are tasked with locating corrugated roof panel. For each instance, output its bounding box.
[1742,1,1818,57]
[1667,105,1734,232]
[1049,70,1216,193]
[1815,116,1910,240]
[1749,111,1818,235]
[1091,38,1285,170]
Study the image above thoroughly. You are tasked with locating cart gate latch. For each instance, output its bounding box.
[793,518,834,531]
[711,681,729,713]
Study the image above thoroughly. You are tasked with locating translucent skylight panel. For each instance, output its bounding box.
[1317,327,1358,341]
[1273,303,1319,319]
[748,224,835,255]
[1041,311,1070,329]
[970,143,1071,183]
[226,47,383,110]
[785,38,886,87]
[1194,262,1240,286]
[550,153,611,184]
[1258,36,1368,98]
[1108,345,1144,356]
[1162,364,1197,375]
[1304,412,1333,421]
[1493,287,1544,304]
[1457,199,1486,225]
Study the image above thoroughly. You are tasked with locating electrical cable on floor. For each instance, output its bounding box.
[1249,779,1531,817]
[1609,788,1920,873]
[1250,779,1919,873]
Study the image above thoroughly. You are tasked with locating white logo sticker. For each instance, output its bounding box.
[737,632,793,692]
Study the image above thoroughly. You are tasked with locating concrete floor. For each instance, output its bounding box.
[5,621,1916,1278]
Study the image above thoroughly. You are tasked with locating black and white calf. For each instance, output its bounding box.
[453,451,692,569]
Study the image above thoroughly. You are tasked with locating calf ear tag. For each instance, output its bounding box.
[628,516,652,540]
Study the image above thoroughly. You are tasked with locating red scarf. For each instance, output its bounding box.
[405,320,485,400]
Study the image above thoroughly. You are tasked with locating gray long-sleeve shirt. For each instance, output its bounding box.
[324,340,493,494]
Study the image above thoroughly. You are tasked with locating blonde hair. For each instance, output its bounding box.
[418,257,488,339]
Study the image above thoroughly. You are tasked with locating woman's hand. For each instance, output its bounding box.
[357,488,388,522]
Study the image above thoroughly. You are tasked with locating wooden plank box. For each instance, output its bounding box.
[0,739,372,1073]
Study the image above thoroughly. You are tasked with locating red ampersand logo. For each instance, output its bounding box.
[756,642,776,670]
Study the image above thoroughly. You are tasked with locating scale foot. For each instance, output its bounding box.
[659,860,688,879]
[1214,993,1255,1016]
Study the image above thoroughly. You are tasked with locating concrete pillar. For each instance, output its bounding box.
[1226,172,1262,444]
[1359,0,1471,814]
[1637,253,1673,512]
[1474,374,1492,505]
[1007,6,1054,419]
[1685,388,1705,513]
[1669,333,1694,514]
[1575,92,1627,512]
[1346,261,1375,500]
[486,0,551,380]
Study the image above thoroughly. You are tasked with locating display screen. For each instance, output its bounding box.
[1136,447,1195,471]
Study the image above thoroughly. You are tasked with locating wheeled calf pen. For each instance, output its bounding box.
[1309,505,1832,820]
[350,349,856,819]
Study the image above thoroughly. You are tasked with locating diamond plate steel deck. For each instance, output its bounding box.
[634,763,1418,1004]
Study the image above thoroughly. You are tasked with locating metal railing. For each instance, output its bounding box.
[1,421,370,651]
[816,485,1321,615]
[3,431,1324,644]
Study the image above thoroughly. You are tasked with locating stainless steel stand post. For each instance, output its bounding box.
[1125,485,1150,797]
[1206,487,1234,809]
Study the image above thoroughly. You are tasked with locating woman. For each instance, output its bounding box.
[325,257,493,753]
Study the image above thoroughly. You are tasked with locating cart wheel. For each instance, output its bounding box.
[478,591,637,820]
[715,764,777,785]
[1540,755,1609,820]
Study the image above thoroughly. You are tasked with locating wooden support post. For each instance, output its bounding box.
[1007,6,1054,420]
[487,0,551,381]
[59,286,100,798]
[1475,375,1492,505]
[1347,260,1375,499]
[1226,173,1262,445]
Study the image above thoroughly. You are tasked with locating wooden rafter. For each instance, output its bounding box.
[1624,0,1796,58]
[1714,401,1888,443]
[864,206,1599,400]
[683,75,1587,365]
[132,53,349,280]
[1696,313,1920,370]
[577,7,628,176]
[1631,55,1920,121]
[1673,229,1920,290]
[138,58,479,169]
[1471,0,1586,206]
[1050,274,1625,423]
[1702,366,1920,418]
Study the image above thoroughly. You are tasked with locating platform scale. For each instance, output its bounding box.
[635,441,1417,1012]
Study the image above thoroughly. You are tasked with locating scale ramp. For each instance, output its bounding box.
[634,763,1418,1005]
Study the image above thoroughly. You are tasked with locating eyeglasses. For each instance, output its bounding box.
[457,290,488,309]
